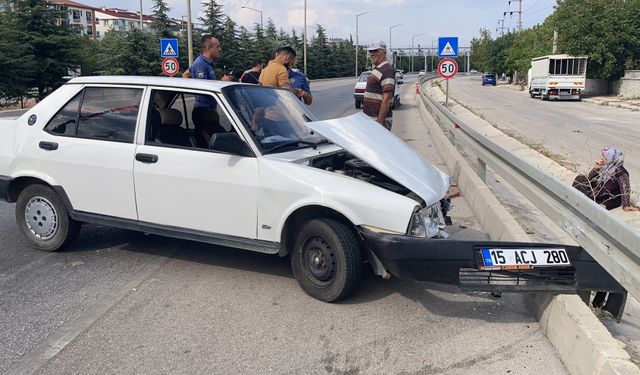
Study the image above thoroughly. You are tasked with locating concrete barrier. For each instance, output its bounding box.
[415,90,640,375]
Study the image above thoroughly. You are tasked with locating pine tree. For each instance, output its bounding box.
[308,25,330,79]
[150,0,173,39]
[0,4,35,102]
[199,0,224,37]
[219,16,238,77]
[12,0,81,100]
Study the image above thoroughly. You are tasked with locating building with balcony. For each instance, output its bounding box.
[95,7,154,37]
[49,0,97,40]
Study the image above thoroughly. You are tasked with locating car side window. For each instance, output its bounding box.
[44,92,83,136]
[77,87,142,143]
[44,87,142,143]
[146,89,235,151]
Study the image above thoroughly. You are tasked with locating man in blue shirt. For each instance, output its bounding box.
[289,68,312,105]
[182,35,232,109]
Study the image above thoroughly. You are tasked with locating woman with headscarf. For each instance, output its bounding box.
[572,147,639,212]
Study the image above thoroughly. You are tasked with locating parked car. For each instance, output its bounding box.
[354,71,401,109]
[395,70,404,84]
[418,70,426,78]
[0,76,621,302]
[482,74,497,86]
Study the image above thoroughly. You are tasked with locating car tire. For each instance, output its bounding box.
[291,218,362,302]
[15,184,80,252]
[355,100,361,109]
[529,91,535,98]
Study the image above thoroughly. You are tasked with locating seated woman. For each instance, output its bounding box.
[572,147,639,212]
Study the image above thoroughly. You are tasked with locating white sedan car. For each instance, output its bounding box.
[0,76,620,302]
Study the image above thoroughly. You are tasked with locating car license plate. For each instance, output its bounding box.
[479,248,571,270]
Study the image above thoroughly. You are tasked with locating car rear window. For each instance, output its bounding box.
[358,72,371,82]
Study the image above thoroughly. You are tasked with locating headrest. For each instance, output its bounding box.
[148,109,161,125]
[158,108,183,126]
[192,107,219,126]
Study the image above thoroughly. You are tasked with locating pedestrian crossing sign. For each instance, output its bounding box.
[438,37,458,58]
[161,38,179,58]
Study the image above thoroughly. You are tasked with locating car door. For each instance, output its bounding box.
[132,87,259,239]
[37,85,142,219]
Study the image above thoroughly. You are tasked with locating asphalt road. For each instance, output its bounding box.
[0,77,567,374]
[447,75,640,179]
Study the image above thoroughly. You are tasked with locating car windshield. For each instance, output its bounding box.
[358,72,371,82]
[222,85,326,154]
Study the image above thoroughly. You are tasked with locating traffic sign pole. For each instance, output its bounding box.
[437,57,458,110]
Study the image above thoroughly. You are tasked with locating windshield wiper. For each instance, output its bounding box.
[265,140,318,154]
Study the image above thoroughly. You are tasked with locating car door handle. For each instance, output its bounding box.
[135,153,158,163]
[39,141,58,151]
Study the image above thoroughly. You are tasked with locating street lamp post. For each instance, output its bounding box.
[430,40,435,72]
[304,0,307,75]
[411,32,424,73]
[389,24,402,66]
[355,11,372,77]
[187,0,193,67]
[241,6,263,30]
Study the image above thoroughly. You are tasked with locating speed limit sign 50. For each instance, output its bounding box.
[162,57,180,77]
[437,58,458,79]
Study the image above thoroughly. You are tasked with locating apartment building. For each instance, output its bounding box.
[49,0,97,40]
[95,7,155,37]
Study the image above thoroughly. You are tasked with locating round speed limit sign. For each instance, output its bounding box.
[162,57,180,77]
[437,58,458,79]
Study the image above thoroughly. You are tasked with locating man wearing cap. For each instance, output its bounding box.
[363,41,395,130]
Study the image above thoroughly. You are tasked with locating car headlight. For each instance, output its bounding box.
[407,203,449,238]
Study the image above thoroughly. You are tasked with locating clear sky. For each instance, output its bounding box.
[82,0,556,48]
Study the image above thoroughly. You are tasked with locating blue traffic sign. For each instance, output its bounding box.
[438,37,458,58]
[160,38,179,58]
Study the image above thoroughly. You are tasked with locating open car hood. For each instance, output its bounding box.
[306,112,449,205]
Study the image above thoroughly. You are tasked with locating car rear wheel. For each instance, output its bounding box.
[291,218,362,302]
[15,184,80,252]
[355,100,361,109]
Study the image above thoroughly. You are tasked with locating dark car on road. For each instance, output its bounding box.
[482,74,497,86]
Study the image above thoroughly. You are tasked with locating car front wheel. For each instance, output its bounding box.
[15,184,80,252]
[355,100,362,109]
[291,218,362,302]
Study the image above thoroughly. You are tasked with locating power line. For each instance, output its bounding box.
[524,0,542,13]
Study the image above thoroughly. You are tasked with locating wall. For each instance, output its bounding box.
[620,70,640,99]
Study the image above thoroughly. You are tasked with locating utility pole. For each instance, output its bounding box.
[187,0,193,67]
[303,0,307,74]
[496,19,507,36]
[504,0,523,32]
[552,29,558,53]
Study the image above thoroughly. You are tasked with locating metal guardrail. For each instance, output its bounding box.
[417,75,640,300]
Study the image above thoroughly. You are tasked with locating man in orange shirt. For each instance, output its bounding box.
[259,46,297,90]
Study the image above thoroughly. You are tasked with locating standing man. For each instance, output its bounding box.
[182,35,232,108]
[289,68,313,105]
[240,59,263,84]
[259,47,297,89]
[362,41,395,130]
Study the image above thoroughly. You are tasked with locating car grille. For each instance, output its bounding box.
[458,268,576,292]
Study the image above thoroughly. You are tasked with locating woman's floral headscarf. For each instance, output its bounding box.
[597,147,624,184]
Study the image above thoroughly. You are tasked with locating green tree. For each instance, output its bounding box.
[13,0,81,99]
[96,29,158,75]
[150,0,173,39]
[307,25,330,79]
[200,0,224,37]
[0,5,35,102]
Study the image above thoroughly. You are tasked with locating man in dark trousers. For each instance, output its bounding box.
[362,41,395,130]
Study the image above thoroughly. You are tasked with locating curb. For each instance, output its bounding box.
[415,89,640,375]
[582,98,640,111]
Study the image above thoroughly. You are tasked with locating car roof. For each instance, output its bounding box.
[68,75,237,92]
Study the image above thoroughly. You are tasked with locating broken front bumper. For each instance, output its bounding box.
[359,228,624,294]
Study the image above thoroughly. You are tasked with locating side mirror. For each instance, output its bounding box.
[209,132,254,157]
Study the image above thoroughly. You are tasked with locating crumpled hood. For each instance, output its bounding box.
[306,112,450,206]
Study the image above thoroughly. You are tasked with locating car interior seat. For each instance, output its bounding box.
[155,108,190,147]
[192,107,226,148]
